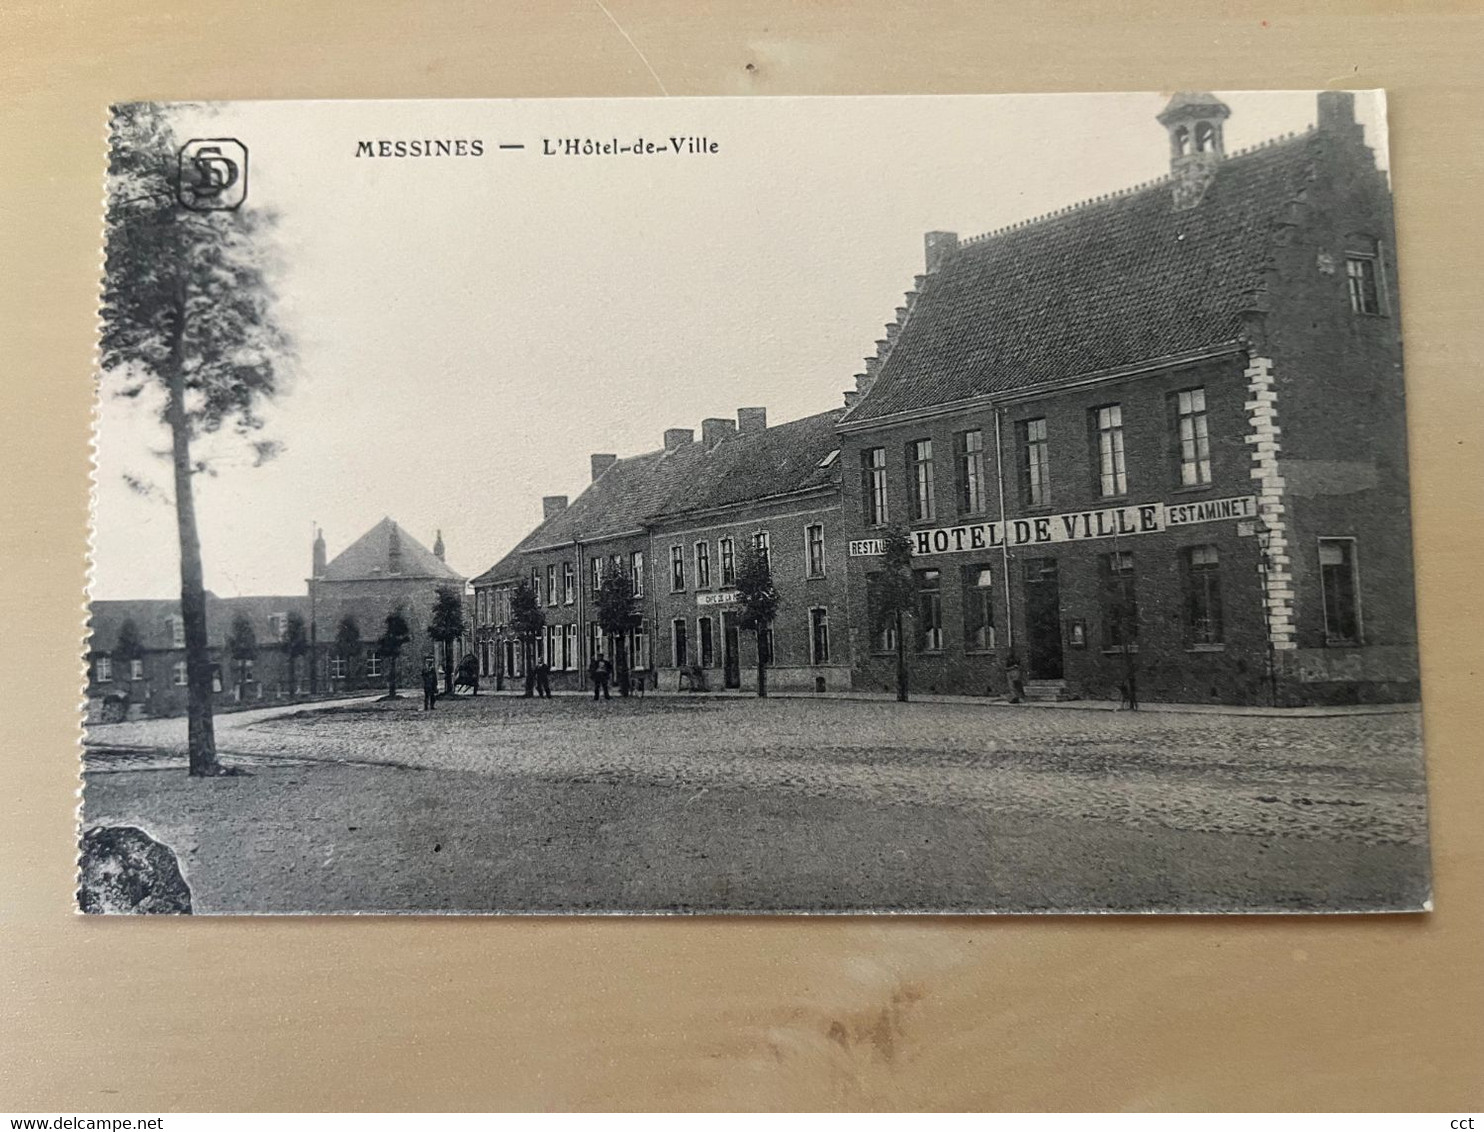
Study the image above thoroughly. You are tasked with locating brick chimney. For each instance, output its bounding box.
[924,230,959,273]
[542,495,568,519]
[701,417,737,449]
[737,406,767,435]
[663,428,694,451]
[590,453,617,480]
[1317,91,1361,140]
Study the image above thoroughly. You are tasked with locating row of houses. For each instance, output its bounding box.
[87,92,1419,714]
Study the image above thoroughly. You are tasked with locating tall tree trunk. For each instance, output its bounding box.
[443,643,454,696]
[895,610,908,702]
[756,628,767,698]
[166,306,223,776]
[287,653,297,698]
[617,636,630,697]
[387,655,398,699]
[523,639,534,697]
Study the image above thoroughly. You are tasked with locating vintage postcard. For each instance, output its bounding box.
[82,92,1430,914]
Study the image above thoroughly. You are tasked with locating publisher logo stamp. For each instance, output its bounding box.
[178,138,248,211]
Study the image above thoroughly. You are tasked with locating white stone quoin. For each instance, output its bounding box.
[1244,355,1296,649]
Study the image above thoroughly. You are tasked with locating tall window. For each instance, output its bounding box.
[633,618,649,670]
[565,623,578,669]
[955,429,986,515]
[962,565,996,651]
[563,561,575,604]
[589,622,602,668]
[810,608,830,665]
[720,537,736,585]
[168,616,185,648]
[699,616,715,667]
[868,575,898,654]
[1175,388,1212,486]
[672,618,689,667]
[630,550,644,597]
[590,556,603,596]
[670,545,685,591]
[545,565,557,606]
[862,447,888,526]
[1100,551,1138,649]
[1020,418,1050,507]
[173,660,188,685]
[1319,538,1361,644]
[1094,404,1127,497]
[909,439,935,521]
[753,530,771,571]
[95,655,112,682]
[694,541,711,588]
[531,567,541,606]
[1346,254,1381,315]
[915,569,943,652]
[608,554,622,580]
[1183,545,1224,645]
[805,524,825,578]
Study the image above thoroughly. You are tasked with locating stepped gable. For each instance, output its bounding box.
[843,130,1323,423]
[319,517,463,582]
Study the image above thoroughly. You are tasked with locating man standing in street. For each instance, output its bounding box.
[421,657,439,711]
[590,652,611,701]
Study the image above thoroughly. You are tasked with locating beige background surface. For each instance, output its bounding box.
[1,0,1480,1112]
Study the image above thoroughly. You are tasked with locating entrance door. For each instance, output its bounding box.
[1024,558,1064,679]
[722,611,741,689]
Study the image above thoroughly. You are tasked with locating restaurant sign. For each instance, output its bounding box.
[847,495,1258,558]
[697,591,740,607]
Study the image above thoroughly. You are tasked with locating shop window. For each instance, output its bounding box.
[1100,551,1138,650]
[1182,545,1224,646]
[915,569,943,652]
[962,565,996,651]
[1320,538,1362,644]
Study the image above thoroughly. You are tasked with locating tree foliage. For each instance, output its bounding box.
[376,609,412,698]
[98,102,292,774]
[226,613,257,699]
[428,585,468,695]
[282,611,309,695]
[734,543,779,697]
[113,619,144,661]
[508,579,545,697]
[595,565,641,695]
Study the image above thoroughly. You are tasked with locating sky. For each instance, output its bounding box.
[90,91,1388,599]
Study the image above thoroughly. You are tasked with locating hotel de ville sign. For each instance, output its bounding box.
[847,495,1259,558]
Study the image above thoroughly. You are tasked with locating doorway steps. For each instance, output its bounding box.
[1022,679,1074,702]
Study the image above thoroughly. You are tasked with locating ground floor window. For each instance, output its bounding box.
[915,569,943,652]
[95,655,112,682]
[1183,544,1224,645]
[866,574,898,653]
[1319,538,1361,644]
[589,622,602,671]
[365,652,382,678]
[173,661,187,686]
[699,616,715,667]
[330,655,348,679]
[810,607,830,665]
[565,623,578,670]
[129,658,144,681]
[672,619,688,667]
[1100,551,1138,650]
[962,564,996,651]
[631,619,649,670]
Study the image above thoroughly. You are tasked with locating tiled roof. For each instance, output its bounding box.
[86,594,308,653]
[319,517,464,582]
[842,131,1323,424]
[470,409,844,585]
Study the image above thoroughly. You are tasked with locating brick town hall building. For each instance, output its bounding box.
[477,91,1418,707]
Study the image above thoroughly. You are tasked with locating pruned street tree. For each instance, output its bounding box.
[735,543,779,698]
[99,103,292,775]
[595,565,641,696]
[334,615,361,689]
[282,611,309,697]
[376,609,412,700]
[873,524,917,703]
[227,613,257,703]
[428,585,467,696]
[508,579,545,698]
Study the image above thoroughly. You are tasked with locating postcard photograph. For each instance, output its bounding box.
[81,92,1430,914]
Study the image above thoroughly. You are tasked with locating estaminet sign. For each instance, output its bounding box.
[847,495,1258,557]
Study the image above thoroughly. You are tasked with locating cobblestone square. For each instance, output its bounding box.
[81,694,1430,913]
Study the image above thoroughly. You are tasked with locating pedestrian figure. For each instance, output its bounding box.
[535,659,552,699]
[421,657,438,711]
[1005,649,1025,704]
[590,653,611,700]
